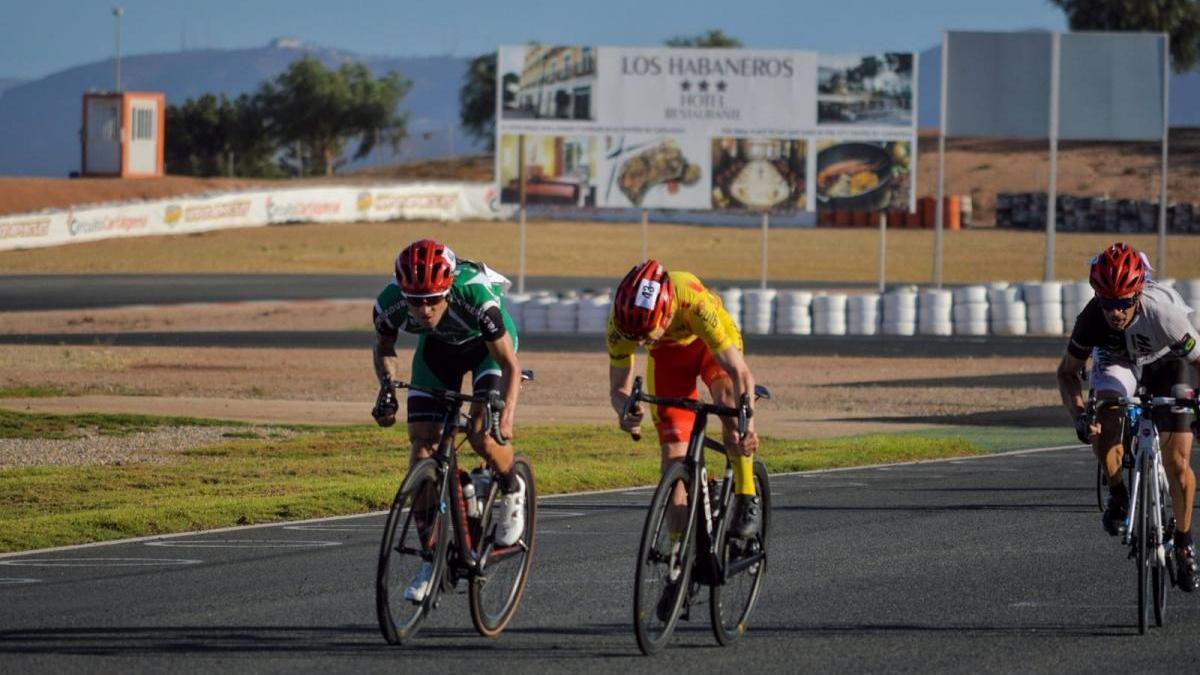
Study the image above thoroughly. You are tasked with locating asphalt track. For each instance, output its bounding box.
[0,274,879,312]
[3,446,1199,674]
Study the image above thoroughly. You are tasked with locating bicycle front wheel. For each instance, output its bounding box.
[376,458,448,645]
[710,458,771,646]
[633,461,696,656]
[469,456,538,637]
[1136,467,1149,635]
[1153,461,1170,628]
[1095,463,1105,512]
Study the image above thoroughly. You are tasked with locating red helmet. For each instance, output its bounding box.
[1089,242,1146,299]
[613,260,673,339]
[395,239,456,296]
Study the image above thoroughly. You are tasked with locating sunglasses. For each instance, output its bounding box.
[405,295,446,307]
[1098,294,1138,311]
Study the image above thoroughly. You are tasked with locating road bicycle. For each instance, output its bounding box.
[1090,386,1196,634]
[624,375,772,655]
[375,372,537,644]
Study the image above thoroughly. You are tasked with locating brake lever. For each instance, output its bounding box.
[487,390,508,446]
[624,376,644,442]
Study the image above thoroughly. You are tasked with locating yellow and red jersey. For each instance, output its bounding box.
[606,271,741,367]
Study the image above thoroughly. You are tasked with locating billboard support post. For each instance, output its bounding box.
[1158,33,1170,276]
[879,212,887,294]
[760,211,769,290]
[934,31,948,289]
[640,209,648,261]
[1046,31,1061,282]
[517,134,527,294]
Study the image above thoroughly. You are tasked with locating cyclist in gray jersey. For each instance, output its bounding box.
[1056,243,1200,591]
[370,239,526,602]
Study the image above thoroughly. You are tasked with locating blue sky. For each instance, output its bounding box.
[1,0,1068,79]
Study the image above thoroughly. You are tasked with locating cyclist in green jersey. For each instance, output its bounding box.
[370,239,525,602]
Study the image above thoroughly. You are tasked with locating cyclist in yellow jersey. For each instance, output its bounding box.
[607,260,761,539]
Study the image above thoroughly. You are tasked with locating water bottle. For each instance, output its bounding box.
[461,473,480,519]
[470,468,491,517]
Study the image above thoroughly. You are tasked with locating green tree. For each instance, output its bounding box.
[663,29,743,48]
[256,56,411,176]
[460,52,498,151]
[165,94,278,177]
[1049,0,1200,72]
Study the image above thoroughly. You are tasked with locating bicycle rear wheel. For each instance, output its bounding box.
[633,461,696,656]
[469,457,538,637]
[710,458,770,646]
[1095,463,1105,512]
[376,458,448,645]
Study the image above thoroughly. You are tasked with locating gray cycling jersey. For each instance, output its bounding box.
[1067,281,1200,366]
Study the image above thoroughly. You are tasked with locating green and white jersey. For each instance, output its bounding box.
[373,259,517,346]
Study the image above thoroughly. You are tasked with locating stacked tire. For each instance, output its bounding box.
[918,289,953,336]
[882,288,918,336]
[1061,281,1093,331]
[988,283,1027,336]
[504,293,531,331]
[775,290,813,335]
[523,295,554,333]
[847,294,881,335]
[1178,279,1200,330]
[1023,282,1064,335]
[719,288,743,330]
[951,285,989,336]
[741,289,776,335]
[578,294,610,333]
[813,293,848,335]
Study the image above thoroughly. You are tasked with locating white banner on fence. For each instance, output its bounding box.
[0,182,511,252]
[495,45,917,214]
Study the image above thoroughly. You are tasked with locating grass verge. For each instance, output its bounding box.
[0,411,1001,552]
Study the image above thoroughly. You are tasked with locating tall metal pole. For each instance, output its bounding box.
[640,208,648,261]
[1045,31,1061,282]
[113,7,124,91]
[878,212,887,294]
[517,134,527,294]
[759,211,769,290]
[1158,32,1170,276]
[934,31,948,288]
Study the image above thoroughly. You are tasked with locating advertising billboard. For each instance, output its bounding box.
[495,45,917,213]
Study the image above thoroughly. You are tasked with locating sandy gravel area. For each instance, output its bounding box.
[0,301,1069,466]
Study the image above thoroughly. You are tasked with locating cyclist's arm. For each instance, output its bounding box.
[712,345,756,433]
[609,363,634,415]
[1055,350,1088,420]
[484,331,520,438]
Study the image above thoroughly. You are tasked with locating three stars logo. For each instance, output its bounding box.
[680,80,728,92]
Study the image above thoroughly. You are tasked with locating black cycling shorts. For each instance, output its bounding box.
[406,336,501,424]
[1141,356,1198,433]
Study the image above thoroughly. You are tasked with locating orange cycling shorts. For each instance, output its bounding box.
[646,338,730,444]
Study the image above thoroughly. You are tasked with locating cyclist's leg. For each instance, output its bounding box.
[1090,350,1133,535]
[462,336,516,483]
[648,342,703,535]
[1091,350,1135,484]
[701,330,755,498]
[1144,358,1196,537]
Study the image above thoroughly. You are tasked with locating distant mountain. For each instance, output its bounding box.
[0,78,29,97]
[0,39,483,177]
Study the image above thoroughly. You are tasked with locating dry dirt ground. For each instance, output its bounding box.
[0,302,1064,450]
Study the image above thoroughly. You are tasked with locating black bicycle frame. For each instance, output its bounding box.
[628,376,763,585]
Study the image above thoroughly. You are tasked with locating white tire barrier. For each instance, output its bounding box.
[578,295,610,334]
[812,293,848,335]
[522,295,554,333]
[918,289,953,336]
[775,290,813,335]
[847,294,881,335]
[720,288,743,330]
[547,297,579,333]
[883,289,918,335]
[504,293,531,332]
[742,289,777,335]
